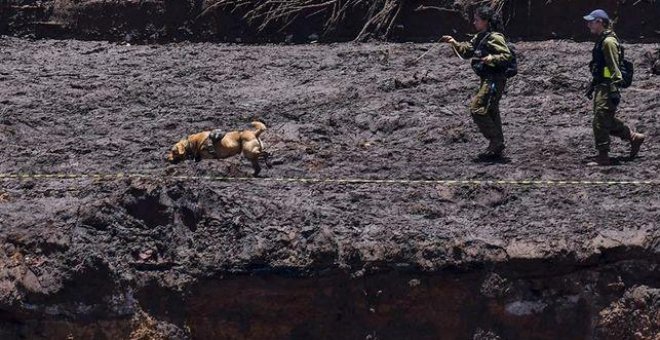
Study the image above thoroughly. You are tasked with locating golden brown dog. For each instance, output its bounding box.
[167,121,271,176]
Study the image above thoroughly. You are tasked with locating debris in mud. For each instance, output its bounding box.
[596,286,660,340]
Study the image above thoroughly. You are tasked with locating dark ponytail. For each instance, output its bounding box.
[475,6,504,33]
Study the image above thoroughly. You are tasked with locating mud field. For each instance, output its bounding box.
[0,37,659,339]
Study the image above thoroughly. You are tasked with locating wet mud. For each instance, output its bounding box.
[0,37,659,338]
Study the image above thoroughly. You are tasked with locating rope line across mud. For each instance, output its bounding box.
[0,173,659,186]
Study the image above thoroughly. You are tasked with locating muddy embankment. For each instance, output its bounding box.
[1,0,660,43]
[0,35,659,339]
[1,0,660,339]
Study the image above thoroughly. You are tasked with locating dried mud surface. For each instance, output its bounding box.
[0,38,659,338]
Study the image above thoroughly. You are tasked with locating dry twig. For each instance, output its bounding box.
[196,0,509,41]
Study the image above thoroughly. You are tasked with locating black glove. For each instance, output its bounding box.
[585,86,594,100]
[610,91,621,106]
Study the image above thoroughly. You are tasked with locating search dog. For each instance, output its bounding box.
[167,121,271,176]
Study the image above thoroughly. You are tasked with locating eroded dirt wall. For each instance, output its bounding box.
[4,264,658,339]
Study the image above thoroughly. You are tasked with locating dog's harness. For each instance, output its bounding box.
[203,129,225,158]
[180,129,226,162]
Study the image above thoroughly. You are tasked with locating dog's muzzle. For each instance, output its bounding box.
[167,151,184,164]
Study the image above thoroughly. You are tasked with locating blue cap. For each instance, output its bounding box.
[583,9,610,22]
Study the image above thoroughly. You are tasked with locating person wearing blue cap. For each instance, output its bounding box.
[439,6,513,161]
[584,9,645,166]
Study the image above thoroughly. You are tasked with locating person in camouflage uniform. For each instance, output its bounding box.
[584,9,645,166]
[440,6,513,160]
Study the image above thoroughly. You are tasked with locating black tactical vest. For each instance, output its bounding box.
[471,32,506,78]
[590,31,617,81]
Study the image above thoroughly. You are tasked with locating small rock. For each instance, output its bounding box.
[138,249,154,261]
[377,78,396,92]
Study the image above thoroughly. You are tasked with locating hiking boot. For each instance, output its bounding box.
[477,149,503,161]
[491,143,505,155]
[587,150,611,166]
[630,132,645,159]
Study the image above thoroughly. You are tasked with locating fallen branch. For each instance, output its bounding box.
[414,5,460,14]
[195,0,509,41]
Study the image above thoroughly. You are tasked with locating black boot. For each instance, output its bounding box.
[472,114,504,160]
[587,150,611,166]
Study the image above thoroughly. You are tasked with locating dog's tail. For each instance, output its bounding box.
[251,121,267,138]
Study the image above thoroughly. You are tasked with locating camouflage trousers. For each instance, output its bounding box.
[593,84,631,152]
[469,77,507,151]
